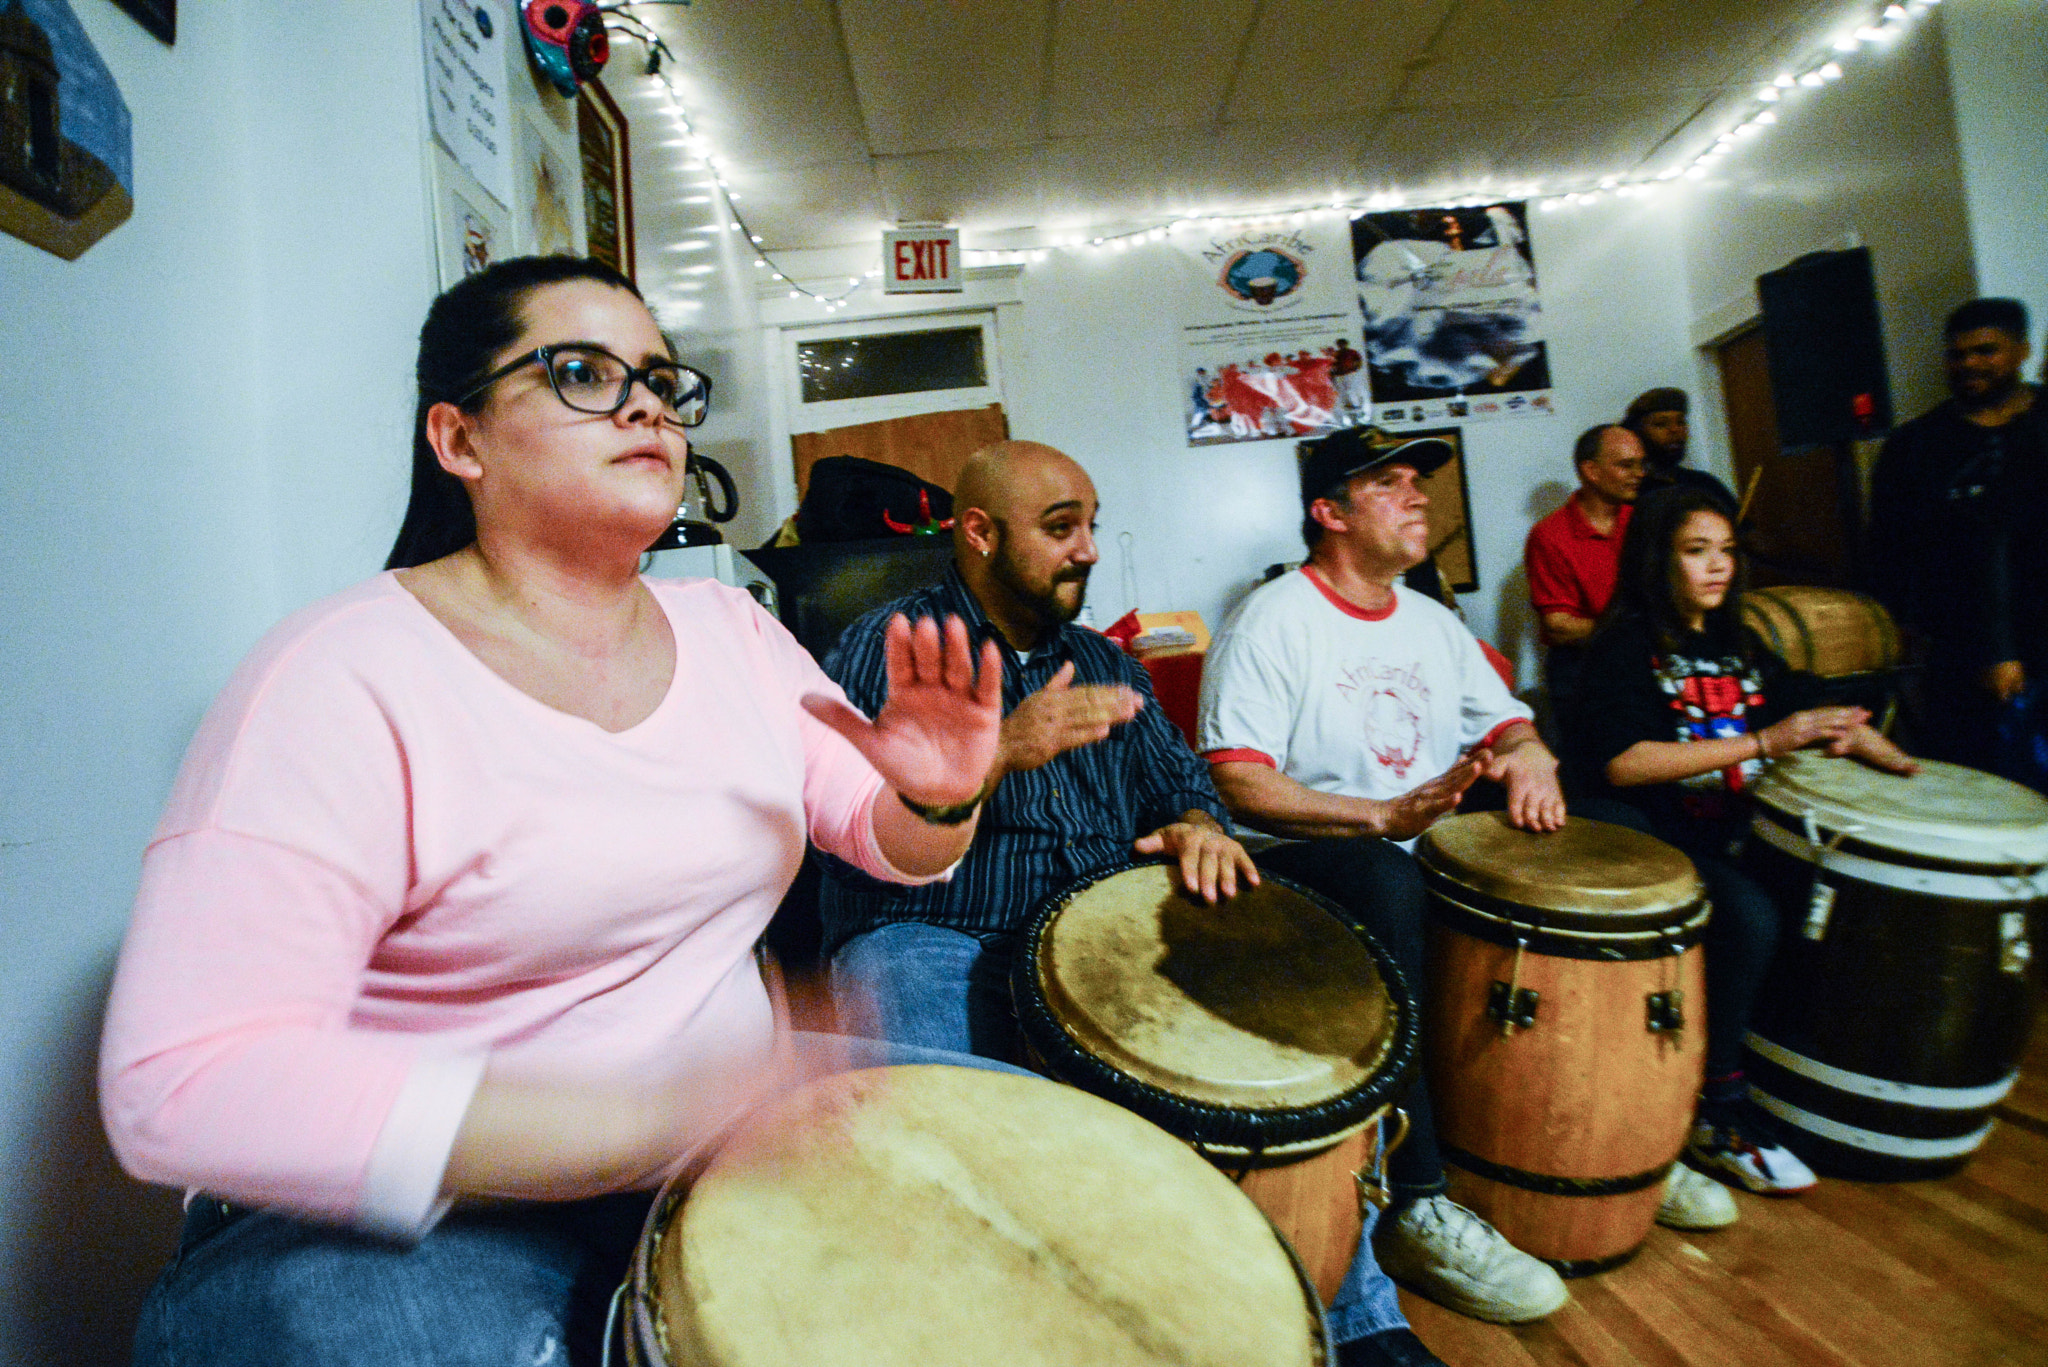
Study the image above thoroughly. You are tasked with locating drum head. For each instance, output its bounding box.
[1754,752,2048,866]
[1014,862,1415,1153]
[645,1066,1326,1367]
[1417,812,1703,934]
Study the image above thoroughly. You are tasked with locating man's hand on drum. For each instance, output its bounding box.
[805,613,1001,803]
[1373,753,1485,842]
[996,661,1144,779]
[1134,810,1260,903]
[1480,724,1568,833]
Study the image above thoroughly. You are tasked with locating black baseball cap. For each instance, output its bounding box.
[1299,426,1456,510]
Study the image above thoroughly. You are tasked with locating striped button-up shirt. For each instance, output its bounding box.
[816,567,1230,956]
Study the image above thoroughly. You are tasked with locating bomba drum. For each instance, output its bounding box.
[624,1065,1331,1367]
[1417,813,1709,1276]
[1742,752,2048,1179]
[1012,862,1418,1305]
[1739,586,1902,679]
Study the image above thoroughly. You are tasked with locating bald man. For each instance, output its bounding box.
[815,442,1255,1055]
[814,442,1444,1367]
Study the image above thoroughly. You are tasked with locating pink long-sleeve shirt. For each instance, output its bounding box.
[100,573,934,1236]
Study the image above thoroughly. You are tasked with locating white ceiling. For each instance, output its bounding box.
[604,0,1881,264]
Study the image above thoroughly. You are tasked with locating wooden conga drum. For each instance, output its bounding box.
[625,1065,1331,1366]
[1742,753,2048,1179]
[1740,586,1901,678]
[1011,863,1418,1305]
[1417,813,1708,1276]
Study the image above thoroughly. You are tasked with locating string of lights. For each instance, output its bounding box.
[603,0,1939,300]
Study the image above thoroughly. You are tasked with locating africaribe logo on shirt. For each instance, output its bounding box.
[1336,658,1431,778]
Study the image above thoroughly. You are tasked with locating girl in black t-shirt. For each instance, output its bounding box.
[1567,486,1915,1197]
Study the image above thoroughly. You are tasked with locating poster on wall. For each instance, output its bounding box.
[432,147,510,289]
[1179,222,1372,446]
[1351,203,1553,432]
[421,0,515,209]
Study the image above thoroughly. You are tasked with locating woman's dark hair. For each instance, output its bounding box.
[1605,484,1745,652]
[384,255,645,570]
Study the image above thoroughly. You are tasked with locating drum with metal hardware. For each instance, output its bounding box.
[1012,862,1417,1305]
[1742,753,2048,1179]
[1739,586,1901,679]
[1417,813,1708,1276]
[624,1065,1332,1367]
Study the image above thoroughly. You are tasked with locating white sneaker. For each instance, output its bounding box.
[1374,1195,1569,1324]
[1688,1114,1818,1195]
[1656,1162,1739,1230]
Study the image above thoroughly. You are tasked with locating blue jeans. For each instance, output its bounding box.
[830,921,1409,1344]
[129,1036,1018,1367]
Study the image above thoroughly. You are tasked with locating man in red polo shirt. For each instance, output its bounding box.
[1524,424,1645,711]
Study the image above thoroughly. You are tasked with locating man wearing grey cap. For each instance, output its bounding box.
[1198,426,1576,1325]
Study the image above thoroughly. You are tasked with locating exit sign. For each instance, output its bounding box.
[883,228,962,293]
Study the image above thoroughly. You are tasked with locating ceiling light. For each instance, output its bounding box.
[1684,166,1708,179]
[1819,62,1843,80]
[1774,73,1796,87]
[1799,70,1825,86]
[1756,110,1779,124]
[1834,34,1860,50]
[1758,86,1781,101]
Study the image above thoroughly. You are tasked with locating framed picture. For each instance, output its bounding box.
[1411,426,1478,592]
[577,81,634,283]
[109,0,173,43]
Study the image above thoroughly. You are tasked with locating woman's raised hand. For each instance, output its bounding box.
[802,614,1002,807]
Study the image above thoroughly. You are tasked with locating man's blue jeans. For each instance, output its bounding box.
[831,920,1411,1345]
[129,1036,1021,1366]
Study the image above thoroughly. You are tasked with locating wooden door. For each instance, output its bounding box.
[1717,326,1858,587]
[790,404,1009,499]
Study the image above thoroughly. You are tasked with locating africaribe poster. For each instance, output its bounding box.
[1351,203,1555,431]
[1179,223,1372,447]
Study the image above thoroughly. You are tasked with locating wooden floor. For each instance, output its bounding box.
[1403,1025,2048,1367]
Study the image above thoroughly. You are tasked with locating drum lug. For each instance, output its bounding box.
[2001,911,2033,975]
[1487,980,1539,1031]
[1355,1109,1411,1214]
[1801,880,1837,941]
[1646,990,1686,1034]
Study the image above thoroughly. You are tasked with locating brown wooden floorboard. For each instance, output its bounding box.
[1402,1021,2048,1366]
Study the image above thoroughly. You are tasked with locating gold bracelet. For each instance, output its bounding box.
[1753,732,1768,762]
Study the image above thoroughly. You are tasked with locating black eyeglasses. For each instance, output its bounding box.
[456,344,712,427]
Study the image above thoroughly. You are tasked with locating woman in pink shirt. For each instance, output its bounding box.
[100,256,1004,1365]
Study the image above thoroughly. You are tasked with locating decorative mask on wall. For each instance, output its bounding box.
[520,0,608,97]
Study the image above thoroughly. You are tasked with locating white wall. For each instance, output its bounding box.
[776,193,1700,687]
[1675,14,1977,428]
[1942,0,2048,341]
[0,1,565,1358]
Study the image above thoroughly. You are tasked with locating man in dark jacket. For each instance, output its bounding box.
[1867,298,2044,768]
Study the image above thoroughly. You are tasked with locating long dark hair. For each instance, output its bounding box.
[384,255,645,570]
[1606,484,1745,652]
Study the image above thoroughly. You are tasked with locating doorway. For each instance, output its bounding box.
[1715,325,1862,587]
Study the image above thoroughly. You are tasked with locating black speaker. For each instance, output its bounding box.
[1757,248,1894,447]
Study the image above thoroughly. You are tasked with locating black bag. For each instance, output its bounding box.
[793,457,955,543]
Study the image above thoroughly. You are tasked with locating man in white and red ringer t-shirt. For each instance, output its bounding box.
[1199,425,1573,1328]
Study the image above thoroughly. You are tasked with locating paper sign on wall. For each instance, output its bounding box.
[883,228,962,293]
[422,0,515,209]
[1178,222,1369,446]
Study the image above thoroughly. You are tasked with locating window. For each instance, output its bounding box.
[797,326,986,404]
